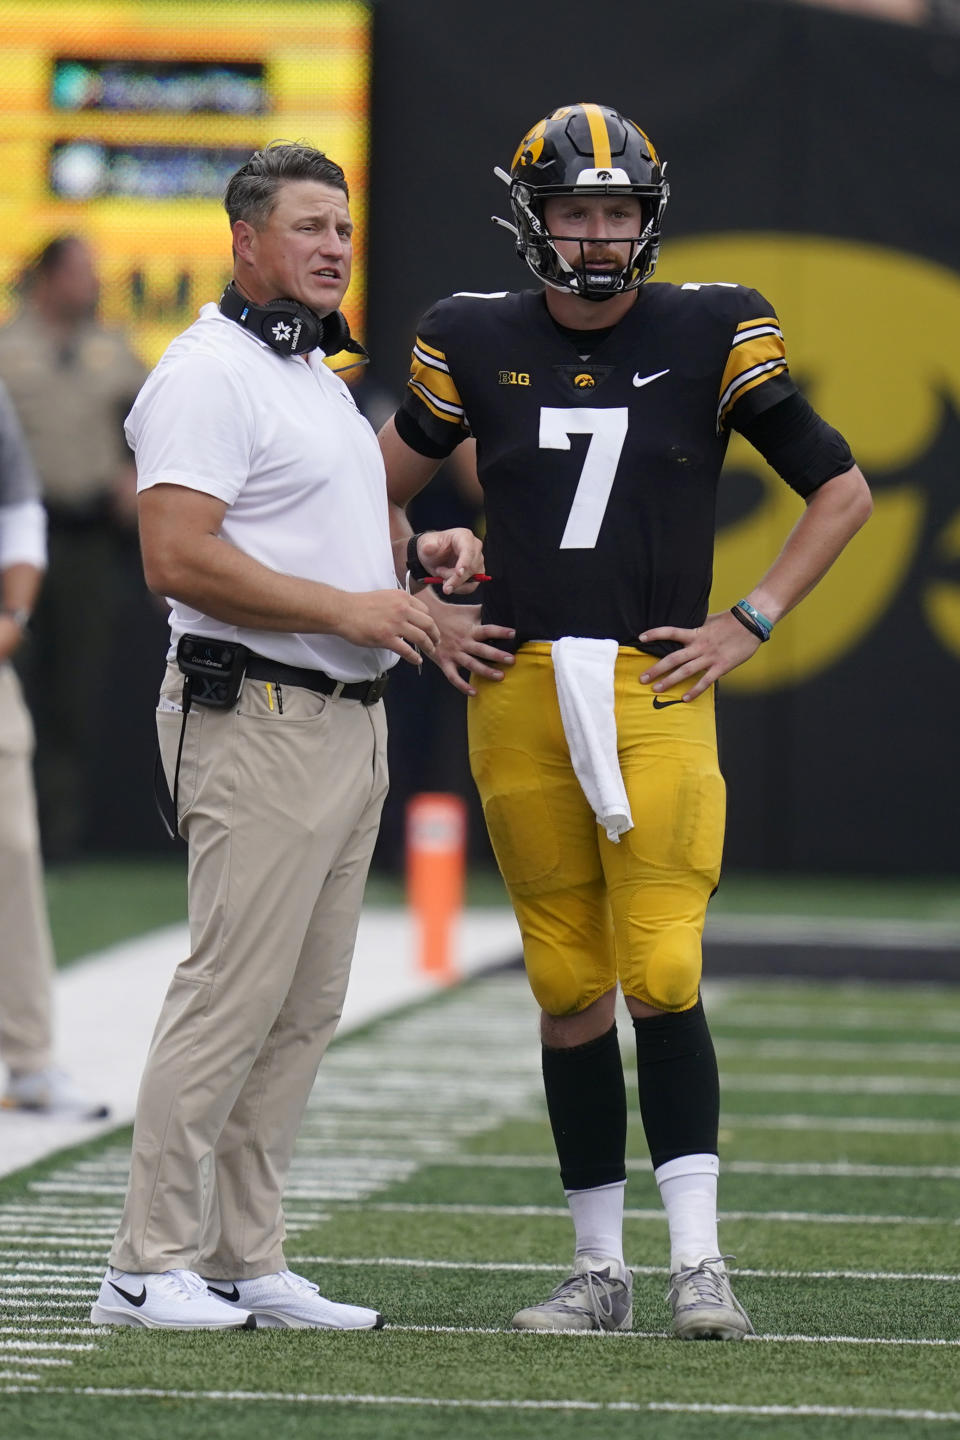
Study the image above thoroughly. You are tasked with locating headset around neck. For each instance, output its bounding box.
[218,281,361,360]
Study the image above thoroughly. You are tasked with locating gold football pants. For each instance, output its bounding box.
[468,643,725,1015]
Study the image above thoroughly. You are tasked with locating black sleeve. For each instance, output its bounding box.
[734,391,856,499]
[394,403,457,460]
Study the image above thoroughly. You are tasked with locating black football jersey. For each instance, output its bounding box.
[397,283,800,649]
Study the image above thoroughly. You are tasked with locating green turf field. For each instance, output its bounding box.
[1,970,958,1438]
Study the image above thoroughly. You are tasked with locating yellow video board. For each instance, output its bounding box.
[0,0,371,364]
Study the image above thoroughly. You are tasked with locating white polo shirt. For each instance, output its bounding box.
[126,302,399,681]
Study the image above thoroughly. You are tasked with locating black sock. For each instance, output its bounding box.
[541,1023,627,1191]
[633,998,719,1170]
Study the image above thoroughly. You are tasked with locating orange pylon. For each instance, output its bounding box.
[406,792,466,980]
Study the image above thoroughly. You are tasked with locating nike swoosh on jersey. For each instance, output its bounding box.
[632,368,670,388]
[652,695,685,709]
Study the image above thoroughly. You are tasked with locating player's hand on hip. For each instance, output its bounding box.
[424,599,516,695]
[637,610,763,701]
[417,527,486,594]
[341,589,440,666]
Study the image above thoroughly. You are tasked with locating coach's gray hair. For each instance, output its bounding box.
[224,141,349,228]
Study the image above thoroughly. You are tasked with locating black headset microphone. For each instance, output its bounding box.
[218,282,368,367]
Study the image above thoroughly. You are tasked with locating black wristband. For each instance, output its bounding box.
[406,533,431,582]
[729,604,768,642]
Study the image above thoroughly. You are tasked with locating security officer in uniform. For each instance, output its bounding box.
[0,378,108,1117]
[381,103,872,1338]
[0,236,146,859]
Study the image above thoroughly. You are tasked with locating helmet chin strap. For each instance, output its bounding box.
[547,237,643,301]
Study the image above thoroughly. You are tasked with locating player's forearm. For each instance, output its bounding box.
[746,465,873,624]
[143,530,359,637]
[389,500,416,584]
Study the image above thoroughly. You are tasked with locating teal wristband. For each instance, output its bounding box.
[732,599,774,642]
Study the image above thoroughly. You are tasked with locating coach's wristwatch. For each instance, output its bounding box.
[406,533,432,583]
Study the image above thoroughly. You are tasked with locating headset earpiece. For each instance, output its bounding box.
[218,283,353,358]
[316,308,351,355]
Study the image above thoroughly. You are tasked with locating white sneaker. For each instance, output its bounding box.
[206,1269,383,1329]
[90,1267,256,1329]
[512,1254,633,1332]
[668,1256,754,1340]
[2,1067,109,1119]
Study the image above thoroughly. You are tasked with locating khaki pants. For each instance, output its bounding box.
[110,664,388,1278]
[0,663,55,1074]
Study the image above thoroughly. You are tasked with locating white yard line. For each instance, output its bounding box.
[390,1323,960,1347]
[437,1155,960,1179]
[291,1254,960,1284]
[708,1006,960,1033]
[342,1201,958,1226]
[721,1113,960,1133]
[720,1074,960,1095]
[704,913,960,949]
[716,1038,960,1063]
[5,1256,959,1285]
[0,1340,95,1351]
[1,1385,959,1422]
[0,1328,95,1337]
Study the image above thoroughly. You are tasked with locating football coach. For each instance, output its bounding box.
[91,141,483,1331]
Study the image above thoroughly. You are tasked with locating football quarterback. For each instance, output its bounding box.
[381,102,872,1339]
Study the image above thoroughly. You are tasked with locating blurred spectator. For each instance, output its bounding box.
[344,362,493,875]
[0,236,147,859]
[0,378,108,1118]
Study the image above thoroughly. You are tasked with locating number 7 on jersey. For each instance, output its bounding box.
[540,406,629,550]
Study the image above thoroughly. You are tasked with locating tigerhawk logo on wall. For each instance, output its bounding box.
[657,234,960,690]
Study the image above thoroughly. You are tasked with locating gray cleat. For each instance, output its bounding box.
[512,1254,633,1332]
[668,1255,754,1340]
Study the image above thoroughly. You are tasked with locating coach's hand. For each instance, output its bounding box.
[637,610,763,701]
[0,612,25,664]
[416,528,486,594]
[422,595,516,695]
[340,589,441,665]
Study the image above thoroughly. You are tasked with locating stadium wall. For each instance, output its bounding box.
[365,0,960,877]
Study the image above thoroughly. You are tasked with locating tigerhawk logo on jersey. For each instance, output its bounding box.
[498,370,530,386]
[554,364,615,392]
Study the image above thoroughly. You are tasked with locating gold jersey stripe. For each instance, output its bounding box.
[718,331,787,408]
[407,379,464,426]
[409,353,463,411]
[413,335,448,363]
[736,315,779,333]
[581,103,613,170]
[718,365,788,426]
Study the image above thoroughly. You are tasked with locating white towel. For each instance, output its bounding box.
[552,637,634,843]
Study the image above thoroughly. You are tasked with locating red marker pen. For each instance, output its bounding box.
[422,574,492,584]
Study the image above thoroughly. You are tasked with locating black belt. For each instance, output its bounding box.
[245,655,388,706]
